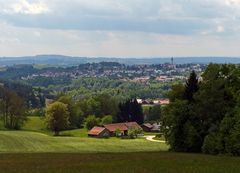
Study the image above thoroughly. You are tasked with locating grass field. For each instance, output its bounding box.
[0,130,168,153]
[1,152,240,173]
[0,116,168,153]
[22,116,47,132]
[1,116,240,173]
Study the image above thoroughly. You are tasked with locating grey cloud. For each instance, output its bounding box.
[0,0,224,35]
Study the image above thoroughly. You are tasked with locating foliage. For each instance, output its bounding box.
[163,64,240,155]
[27,108,45,117]
[184,71,199,101]
[1,80,45,108]
[117,98,144,124]
[115,128,122,137]
[84,115,101,130]
[45,102,70,135]
[101,115,113,125]
[0,86,27,129]
[148,105,161,121]
[57,96,84,128]
[163,100,202,152]
[128,127,143,139]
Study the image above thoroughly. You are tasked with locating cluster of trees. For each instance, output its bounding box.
[117,99,144,125]
[84,115,113,130]
[0,64,171,100]
[163,64,240,155]
[0,80,46,108]
[45,96,144,135]
[0,86,27,129]
[68,77,168,100]
[144,105,161,122]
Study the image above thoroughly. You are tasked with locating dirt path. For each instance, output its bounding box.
[145,136,166,143]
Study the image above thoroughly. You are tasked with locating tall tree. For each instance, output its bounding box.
[117,99,144,124]
[58,96,83,128]
[45,102,70,136]
[148,105,161,121]
[184,71,199,101]
[0,86,27,129]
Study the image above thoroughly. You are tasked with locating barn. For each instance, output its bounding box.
[142,123,154,132]
[88,127,110,138]
[104,122,142,136]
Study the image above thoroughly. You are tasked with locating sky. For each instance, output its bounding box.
[0,0,240,57]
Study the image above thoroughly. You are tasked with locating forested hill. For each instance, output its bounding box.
[1,55,240,66]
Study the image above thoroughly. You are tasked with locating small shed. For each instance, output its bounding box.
[142,123,154,132]
[88,127,109,138]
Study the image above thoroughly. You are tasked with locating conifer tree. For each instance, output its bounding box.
[184,71,199,101]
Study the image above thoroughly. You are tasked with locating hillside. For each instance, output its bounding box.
[0,131,167,153]
[1,55,240,66]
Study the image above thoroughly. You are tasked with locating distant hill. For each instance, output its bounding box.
[0,55,240,66]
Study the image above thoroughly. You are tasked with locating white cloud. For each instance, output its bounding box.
[2,0,49,15]
[217,26,225,33]
[226,0,240,5]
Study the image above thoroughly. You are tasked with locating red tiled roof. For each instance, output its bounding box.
[88,127,106,136]
[125,122,142,129]
[104,122,141,132]
[142,123,153,129]
[103,123,128,132]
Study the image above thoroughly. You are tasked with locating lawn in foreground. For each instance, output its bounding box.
[0,152,240,173]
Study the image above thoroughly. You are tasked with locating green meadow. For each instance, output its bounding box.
[0,116,167,153]
[0,116,240,173]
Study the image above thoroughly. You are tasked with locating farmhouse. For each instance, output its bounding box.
[88,127,110,138]
[104,122,142,136]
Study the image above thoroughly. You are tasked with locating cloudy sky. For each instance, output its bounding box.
[0,0,240,57]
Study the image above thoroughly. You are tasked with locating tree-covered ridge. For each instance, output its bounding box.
[163,64,240,155]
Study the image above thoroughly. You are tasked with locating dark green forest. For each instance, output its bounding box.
[163,64,240,155]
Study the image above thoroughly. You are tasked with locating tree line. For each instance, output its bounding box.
[45,96,144,135]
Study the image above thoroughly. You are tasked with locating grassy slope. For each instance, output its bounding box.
[0,116,168,153]
[0,131,167,153]
[1,117,240,173]
[1,152,240,173]
[22,116,47,132]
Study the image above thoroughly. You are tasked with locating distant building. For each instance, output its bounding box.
[137,99,143,104]
[142,123,154,132]
[141,99,170,106]
[142,123,160,132]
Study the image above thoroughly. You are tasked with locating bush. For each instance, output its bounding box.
[84,115,101,130]
[128,127,143,139]
[101,115,113,125]
[202,132,222,155]
[155,134,162,138]
[115,128,123,137]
